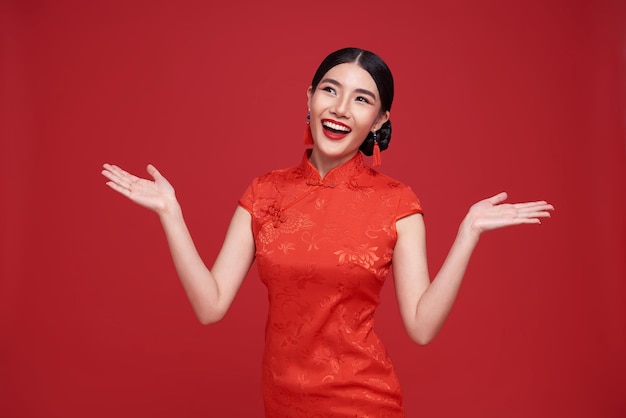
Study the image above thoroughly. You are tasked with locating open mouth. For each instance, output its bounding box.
[322,119,351,136]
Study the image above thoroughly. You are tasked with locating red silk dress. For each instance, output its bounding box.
[239,151,423,417]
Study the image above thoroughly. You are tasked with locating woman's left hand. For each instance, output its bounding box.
[463,192,554,235]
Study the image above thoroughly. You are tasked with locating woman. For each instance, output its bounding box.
[102,47,553,417]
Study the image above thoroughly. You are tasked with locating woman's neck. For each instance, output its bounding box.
[308,149,358,179]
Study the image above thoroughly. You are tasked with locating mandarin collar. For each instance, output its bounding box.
[299,150,366,187]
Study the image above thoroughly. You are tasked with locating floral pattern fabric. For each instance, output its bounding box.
[239,151,423,417]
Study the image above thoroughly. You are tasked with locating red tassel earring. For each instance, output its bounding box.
[372,131,381,167]
[304,112,313,147]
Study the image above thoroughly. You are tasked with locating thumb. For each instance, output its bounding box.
[146,164,162,180]
[487,191,508,205]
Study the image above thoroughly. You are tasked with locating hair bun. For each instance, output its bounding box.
[360,120,392,156]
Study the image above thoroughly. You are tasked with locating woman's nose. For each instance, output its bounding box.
[330,97,350,118]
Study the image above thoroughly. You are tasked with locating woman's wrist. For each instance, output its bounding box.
[457,216,481,246]
[157,198,183,221]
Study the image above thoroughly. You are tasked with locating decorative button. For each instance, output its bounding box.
[266,203,286,228]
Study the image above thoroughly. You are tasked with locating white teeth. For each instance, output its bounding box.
[323,121,351,132]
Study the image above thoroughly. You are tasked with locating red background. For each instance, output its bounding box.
[2,1,625,417]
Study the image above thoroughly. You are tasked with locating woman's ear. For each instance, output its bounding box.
[306,86,313,110]
[374,111,390,130]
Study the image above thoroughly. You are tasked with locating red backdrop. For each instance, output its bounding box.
[2,1,625,417]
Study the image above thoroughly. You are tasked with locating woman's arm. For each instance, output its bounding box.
[392,192,553,345]
[102,163,255,324]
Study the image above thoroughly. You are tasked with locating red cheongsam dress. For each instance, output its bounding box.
[239,151,423,418]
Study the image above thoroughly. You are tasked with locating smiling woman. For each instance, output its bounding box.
[307,48,394,174]
[307,62,389,175]
[308,63,389,177]
[101,47,554,417]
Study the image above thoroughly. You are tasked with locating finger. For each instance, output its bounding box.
[101,167,129,188]
[105,180,131,197]
[102,164,125,182]
[100,166,113,179]
[106,164,135,181]
[512,201,547,208]
[104,164,127,176]
[102,166,145,194]
[102,163,119,180]
[101,168,117,183]
[515,218,543,225]
[511,201,552,209]
[515,203,555,213]
[519,210,552,219]
[102,168,132,190]
[107,164,145,189]
[487,191,508,205]
[146,164,162,180]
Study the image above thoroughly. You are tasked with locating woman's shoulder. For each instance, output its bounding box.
[364,168,423,212]
[238,163,302,210]
[252,162,303,184]
[366,167,416,192]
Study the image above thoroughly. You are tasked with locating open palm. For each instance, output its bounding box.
[467,192,554,234]
[102,163,176,214]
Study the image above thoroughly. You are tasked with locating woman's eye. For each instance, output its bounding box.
[322,86,336,94]
[356,96,370,104]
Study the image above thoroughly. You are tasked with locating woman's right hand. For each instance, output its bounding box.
[102,163,178,215]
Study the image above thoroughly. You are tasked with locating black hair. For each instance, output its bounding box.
[310,47,394,156]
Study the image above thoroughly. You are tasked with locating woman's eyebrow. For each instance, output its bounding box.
[320,78,377,100]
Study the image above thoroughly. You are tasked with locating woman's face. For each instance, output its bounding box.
[307,63,389,167]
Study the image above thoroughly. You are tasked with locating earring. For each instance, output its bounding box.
[304,112,313,146]
[372,130,381,167]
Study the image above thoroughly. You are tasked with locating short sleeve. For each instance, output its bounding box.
[238,177,257,215]
[395,185,423,222]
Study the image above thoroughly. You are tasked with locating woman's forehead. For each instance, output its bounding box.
[322,63,378,91]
